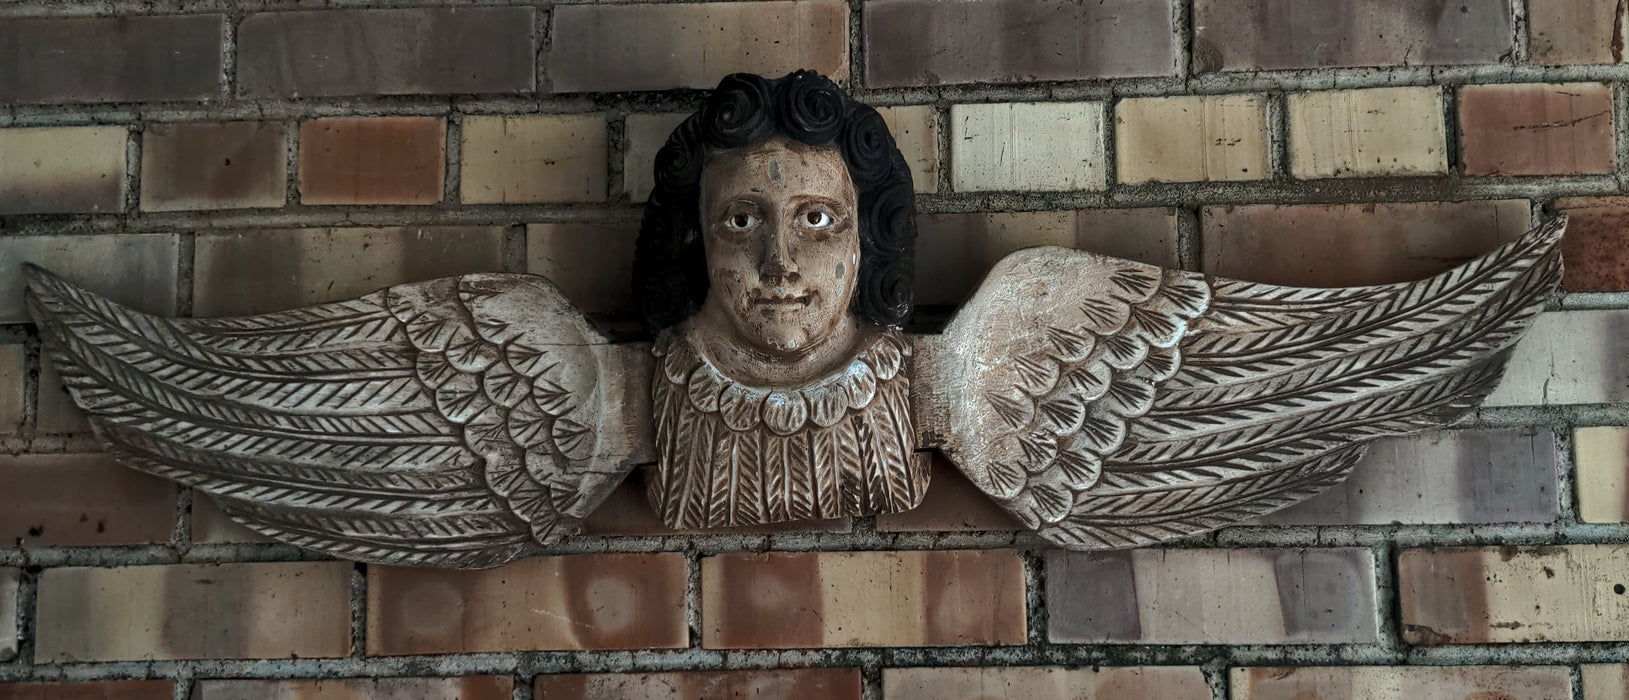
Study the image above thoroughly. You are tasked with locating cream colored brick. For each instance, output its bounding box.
[0,126,127,214]
[1288,86,1447,178]
[1584,664,1629,700]
[1576,427,1629,523]
[0,233,181,324]
[1116,94,1268,183]
[951,102,1106,192]
[1235,666,1571,700]
[526,222,639,314]
[1400,545,1629,643]
[623,113,691,202]
[0,569,15,661]
[461,114,607,203]
[1483,310,1629,406]
[876,105,940,193]
[0,345,22,435]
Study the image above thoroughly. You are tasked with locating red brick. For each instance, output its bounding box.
[1399,545,1629,643]
[0,15,221,104]
[367,554,688,654]
[196,677,512,700]
[298,117,444,205]
[1235,666,1570,700]
[0,681,174,700]
[0,454,176,547]
[1460,83,1615,176]
[140,122,287,211]
[1529,0,1622,65]
[1554,197,1629,292]
[1193,0,1511,72]
[886,667,1211,700]
[538,669,861,700]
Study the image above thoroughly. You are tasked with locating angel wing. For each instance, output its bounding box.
[915,217,1565,549]
[26,267,654,568]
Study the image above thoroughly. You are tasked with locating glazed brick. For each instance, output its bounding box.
[1460,83,1615,176]
[528,222,639,315]
[367,554,687,654]
[548,2,848,93]
[0,681,174,700]
[1116,94,1269,183]
[1585,665,1629,700]
[538,669,861,700]
[1234,666,1572,700]
[1288,87,1448,178]
[1530,0,1623,65]
[1192,0,1511,72]
[1400,545,1629,643]
[916,208,1179,306]
[0,346,20,435]
[462,115,607,204]
[35,359,89,434]
[0,233,180,324]
[196,677,512,700]
[192,226,504,316]
[0,570,14,661]
[876,105,940,193]
[238,8,534,98]
[1046,548,1380,644]
[875,454,1021,532]
[581,479,851,536]
[1483,310,1629,406]
[864,0,1176,88]
[1254,428,1557,526]
[299,117,445,205]
[0,15,221,104]
[1554,197,1629,291]
[1575,427,1629,523]
[140,122,287,212]
[1200,200,1529,286]
[623,113,693,202]
[0,126,127,215]
[950,102,1106,192]
[0,454,176,546]
[702,550,1026,648]
[884,666,1209,700]
[36,562,351,661]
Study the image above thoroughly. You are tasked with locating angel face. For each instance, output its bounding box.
[698,137,861,358]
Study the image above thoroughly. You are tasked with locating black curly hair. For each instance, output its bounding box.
[631,70,917,334]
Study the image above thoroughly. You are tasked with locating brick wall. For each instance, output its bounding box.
[0,1,1628,699]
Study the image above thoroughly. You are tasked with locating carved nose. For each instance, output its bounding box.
[761,226,799,280]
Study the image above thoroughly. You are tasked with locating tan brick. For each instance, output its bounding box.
[539,669,861,700]
[527,222,637,314]
[0,681,175,700]
[191,494,271,544]
[1399,545,1629,643]
[1530,0,1624,65]
[0,232,180,324]
[0,569,15,661]
[1288,86,1447,178]
[875,454,1020,532]
[581,479,850,536]
[702,550,1026,648]
[34,358,88,434]
[1483,310,1629,406]
[192,226,504,316]
[196,677,512,700]
[1460,83,1614,176]
[0,345,21,435]
[462,114,606,204]
[140,121,287,211]
[885,666,1210,700]
[1234,666,1572,700]
[876,105,940,193]
[1584,664,1629,700]
[298,117,444,205]
[623,113,692,202]
[1576,427,1629,523]
[367,553,687,654]
[1554,197,1629,292]
[0,126,126,214]
[0,454,175,546]
[1116,94,1268,183]
[950,102,1106,192]
[36,562,351,661]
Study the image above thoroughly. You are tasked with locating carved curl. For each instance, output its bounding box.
[633,71,917,333]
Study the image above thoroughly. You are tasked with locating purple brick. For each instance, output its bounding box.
[1193,0,1512,72]
[0,15,222,104]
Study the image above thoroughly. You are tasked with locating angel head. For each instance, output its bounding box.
[633,71,916,374]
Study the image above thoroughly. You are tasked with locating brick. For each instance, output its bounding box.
[1483,311,1629,406]
[1192,0,1511,72]
[538,669,861,700]
[527,222,638,315]
[1585,664,1629,700]
[0,681,174,700]
[368,554,687,654]
[0,569,14,661]
[0,345,20,435]
[0,15,221,104]
[623,113,693,202]
[582,479,850,536]
[1400,545,1629,643]
[0,233,180,324]
[196,677,512,700]
[1530,0,1624,65]
[238,8,534,98]
[1288,87,1448,178]
[1255,428,1557,526]
[1576,427,1629,523]
[876,454,1021,532]
[875,105,940,193]
[1460,83,1615,176]
[1116,94,1269,183]
[192,226,504,316]
[917,208,1179,306]
[951,102,1106,192]
[462,115,606,204]
[884,667,1210,700]
[36,562,351,661]
[864,0,1175,88]
[0,454,175,547]
[0,126,127,215]
[35,358,89,434]
[192,494,271,544]
[548,2,848,93]
[1200,200,1530,287]
[1554,197,1629,291]
[1046,548,1380,644]
[1234,666,1572,700]
[299,117,445,205]
[702,550,1025,648]
[140,122,287,212]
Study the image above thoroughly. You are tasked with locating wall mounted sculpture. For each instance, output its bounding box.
[25,71,1565,568]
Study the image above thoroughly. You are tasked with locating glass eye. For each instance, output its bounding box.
[801,210,835,228]
[724,212,760,231]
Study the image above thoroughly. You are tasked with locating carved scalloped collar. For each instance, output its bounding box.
[655,326,908,436]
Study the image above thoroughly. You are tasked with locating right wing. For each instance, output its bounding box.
[27,267,653,568]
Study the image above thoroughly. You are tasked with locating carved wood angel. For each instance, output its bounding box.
[26,71,1565,568]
